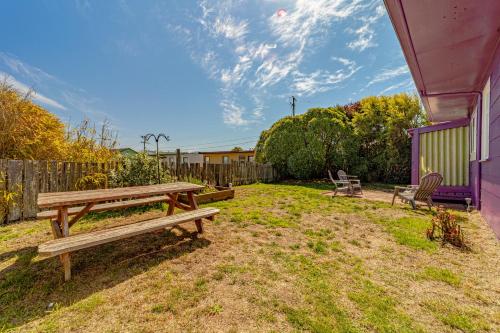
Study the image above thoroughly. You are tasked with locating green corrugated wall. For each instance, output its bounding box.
[419,126,469,186]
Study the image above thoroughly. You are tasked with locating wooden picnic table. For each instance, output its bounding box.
[37,182,217,281]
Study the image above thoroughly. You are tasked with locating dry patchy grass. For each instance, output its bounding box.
[0,182,499,332]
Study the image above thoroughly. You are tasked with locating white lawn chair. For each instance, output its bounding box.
[392,172,443,210]
[337,170,362,195]
[328,170,362,196]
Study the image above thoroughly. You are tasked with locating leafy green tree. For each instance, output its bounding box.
[256,93,426,183]
[352,93,426,183]
[256,107,355,179]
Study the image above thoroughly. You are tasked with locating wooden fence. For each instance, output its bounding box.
[0,159,278,222]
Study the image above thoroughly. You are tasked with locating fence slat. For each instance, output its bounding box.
[7,160,23,221]
[23,160,39,218]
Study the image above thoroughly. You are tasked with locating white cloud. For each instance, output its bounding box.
[347,3,386,51]
[213,17,248,40]
[0,53,114,122]
[292,58,360,96]
[220,100,249,126]
[0,52,57,84]
[198,0,248,42]
[164,0,379,126]
[368,65,409,86]
[0,72,67,110]
[379,78,415,95]
[257,0,365,87]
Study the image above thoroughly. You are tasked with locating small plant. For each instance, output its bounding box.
[427,208,468,249]
[207,303,223,315]
[75,173,108,190]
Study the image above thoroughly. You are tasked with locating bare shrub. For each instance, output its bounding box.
[427,208,468,249]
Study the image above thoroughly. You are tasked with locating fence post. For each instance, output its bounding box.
[7,160,23,221]
[176,149,181,180]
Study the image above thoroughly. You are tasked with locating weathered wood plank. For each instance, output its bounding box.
[39,160,48,193]
[49,161,58,192]
[37,196,169,219]
[38,207,220,257]
[23,160,39,219]
[7,160,23,221]
[37,182,204,209]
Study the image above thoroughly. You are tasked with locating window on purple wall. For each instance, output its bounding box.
[481,77,491,161]
[470,106,478,161]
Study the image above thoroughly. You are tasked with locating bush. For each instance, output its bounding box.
[109,153,171,187]
[256,93,426,183]
[257,108,355,179]
[75,173,108,190]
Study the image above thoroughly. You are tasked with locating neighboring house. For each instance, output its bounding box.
[200,150,255,164]
[385,0,500,237]
[159,152,204,165]
[113,148,138,158]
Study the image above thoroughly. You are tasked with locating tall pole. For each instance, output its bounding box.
[156,139,160,184]
[290,95,297,116]
[140,135,147,152]
[143,133,170,184]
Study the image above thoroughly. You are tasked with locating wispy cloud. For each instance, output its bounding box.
[0,52,57,84]
[367,65,409,87]
[0,52,113,122]
[292,58,360,96]
[347,2,385,51]
[161,0,383,126]
[0,72,67,110]
[379,78,415,95]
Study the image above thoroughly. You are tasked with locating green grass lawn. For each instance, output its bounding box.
[0,182,498,332]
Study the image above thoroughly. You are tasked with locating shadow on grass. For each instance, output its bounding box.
[0,225,210,330]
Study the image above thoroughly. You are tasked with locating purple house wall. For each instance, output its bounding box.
[384,0,500,238]
[480,46,500,237]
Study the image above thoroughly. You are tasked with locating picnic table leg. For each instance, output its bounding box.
[58,206,71,281]
[50,209,63,239]
[187,191,203,234]
[167,193,178,216]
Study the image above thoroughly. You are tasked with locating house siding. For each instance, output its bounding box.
[480,45,500,238]
[201,151,255,164]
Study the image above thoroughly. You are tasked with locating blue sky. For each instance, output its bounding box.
[0,0,415,152]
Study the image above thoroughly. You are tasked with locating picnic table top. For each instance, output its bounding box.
[38,182,204,209]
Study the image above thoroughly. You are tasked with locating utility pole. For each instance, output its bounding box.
[143,133,170,184]
[289,95,297,116]
[140,135,148,152]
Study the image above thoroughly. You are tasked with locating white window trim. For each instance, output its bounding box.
[480,77,490,161]
[470,106,477,161]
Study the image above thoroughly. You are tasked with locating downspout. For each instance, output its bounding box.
[476,93,483,210]
[409,128,420,185]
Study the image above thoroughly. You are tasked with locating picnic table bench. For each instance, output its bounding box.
[37,182,219,281]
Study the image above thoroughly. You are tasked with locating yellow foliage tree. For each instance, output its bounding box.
[0,81,117,162]
[0,82,67,160]
[65,118,118,163]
